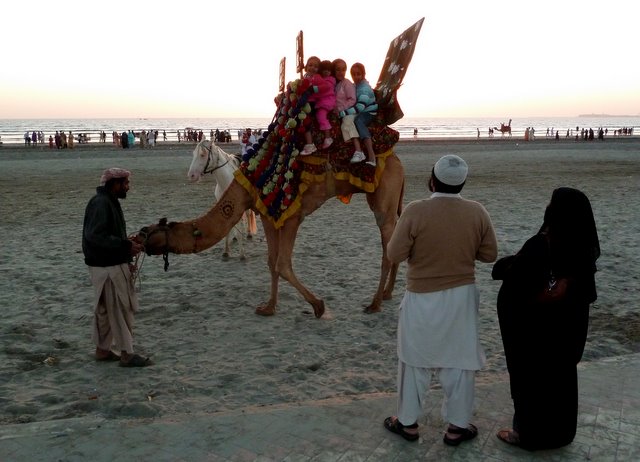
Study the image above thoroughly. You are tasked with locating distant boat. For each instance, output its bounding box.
[578,113,637,117]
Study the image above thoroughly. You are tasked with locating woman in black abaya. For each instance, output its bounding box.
[492,187,600,450]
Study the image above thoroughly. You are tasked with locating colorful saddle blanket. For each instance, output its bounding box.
[236,78,399,229]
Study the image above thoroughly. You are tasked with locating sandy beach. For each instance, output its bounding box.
[1,137,639,426]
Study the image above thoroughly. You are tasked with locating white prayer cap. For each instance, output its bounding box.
[100,167,131,185]
[433,155,468,186]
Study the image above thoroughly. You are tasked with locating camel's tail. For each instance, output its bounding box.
[397,178,405,218]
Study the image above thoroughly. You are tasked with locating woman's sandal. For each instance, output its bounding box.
[383,416,420,442]
[496,428,521,446]
[443,423,478,446]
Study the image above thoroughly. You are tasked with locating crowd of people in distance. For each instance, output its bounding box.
[24,131,45,146]
[480,126,635,142]
[111,129,162,149]
[12,128,248,148]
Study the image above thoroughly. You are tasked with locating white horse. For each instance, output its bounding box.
[188,139,258,259]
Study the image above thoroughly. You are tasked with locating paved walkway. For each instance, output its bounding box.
[2,353,639,461]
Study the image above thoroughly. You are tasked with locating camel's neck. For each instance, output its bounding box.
[170,179,252,254]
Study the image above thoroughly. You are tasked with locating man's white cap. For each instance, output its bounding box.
[433,155,468,186]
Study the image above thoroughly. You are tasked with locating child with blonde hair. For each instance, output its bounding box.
[332,58,360,151]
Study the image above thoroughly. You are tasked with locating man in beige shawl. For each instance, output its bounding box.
[82,167,152,367]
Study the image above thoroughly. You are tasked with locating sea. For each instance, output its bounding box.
[1,116,638,145]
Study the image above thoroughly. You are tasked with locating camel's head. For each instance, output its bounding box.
[136,217,204,265]
[136,217,172,256]
[188,139,211,182]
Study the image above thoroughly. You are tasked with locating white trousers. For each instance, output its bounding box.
[396,361,475,428]
[340,114,359,141]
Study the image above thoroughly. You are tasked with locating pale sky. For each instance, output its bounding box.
[2,0,638,119]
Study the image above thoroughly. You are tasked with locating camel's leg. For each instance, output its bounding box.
[364,218,396,313]
[364,158,404,313]
[255,217,280,316]
[273,216,325,318]
[383,262,400,300]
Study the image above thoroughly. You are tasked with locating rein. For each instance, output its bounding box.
[137,223,171,272]
[202,142,231,175]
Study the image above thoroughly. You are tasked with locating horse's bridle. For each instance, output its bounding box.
[202,142,230,175]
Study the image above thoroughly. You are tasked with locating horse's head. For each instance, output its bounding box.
[188,139,212,182]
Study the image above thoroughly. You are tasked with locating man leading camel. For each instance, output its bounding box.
[82,167,152,367]
[383,155,497,445]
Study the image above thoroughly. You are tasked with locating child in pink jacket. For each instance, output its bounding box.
[301,57,336,155]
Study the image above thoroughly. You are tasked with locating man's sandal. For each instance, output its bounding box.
[119,354,153,367]
[443,423,478,446]
[383,416,419,442]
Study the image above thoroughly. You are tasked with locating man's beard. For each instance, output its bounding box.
[117,190,127,199]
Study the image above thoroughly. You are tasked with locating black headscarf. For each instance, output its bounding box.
[540,187,601,275]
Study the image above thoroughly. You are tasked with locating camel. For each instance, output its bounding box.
[136,18,423,318]
[494,119,512,137]
[137,151,405,318]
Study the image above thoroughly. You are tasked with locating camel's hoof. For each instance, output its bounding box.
[246,234,253,240]
[222,253,230,260]
[312,300,325,319]
[363,305,382,314]
[240,255,247,261]
[256,305,276,316]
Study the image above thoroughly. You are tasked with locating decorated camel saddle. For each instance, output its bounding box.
[235,18,424,229]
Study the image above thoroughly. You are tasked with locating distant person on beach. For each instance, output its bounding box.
[344,62,378,167]
[300,57,336,155]
[331,58,358,151]
[383,155,498,446]
[121,131,128,148]
[82,168,152,367]
[68,131,74,149]
[492,187,599,450]
[147,130,155,148]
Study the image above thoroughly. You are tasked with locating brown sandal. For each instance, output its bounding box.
[496,428,520,446]
[384,416,419,442]
[443,423,478,446]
